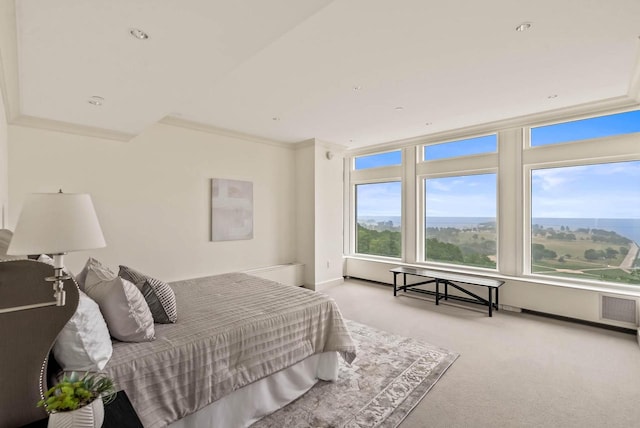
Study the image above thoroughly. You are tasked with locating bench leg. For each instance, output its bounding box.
[393,273,397,296]
[488,288,493,317]
[495,288,499,311]
[435,280,440,305]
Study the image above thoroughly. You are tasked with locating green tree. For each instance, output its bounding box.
[532,244,546,262]
[426,238,463,263]
[605,247,619,259]
[357,224,401,257]
[584,248,603,260]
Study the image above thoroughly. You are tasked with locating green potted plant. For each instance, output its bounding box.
[37,372,116,428]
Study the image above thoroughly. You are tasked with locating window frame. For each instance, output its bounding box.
[345,106,640,292]
[351,179,403,260]
[417,168,500,270]
[523,154,640,284]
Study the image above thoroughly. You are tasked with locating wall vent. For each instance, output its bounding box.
[600,294,637,325]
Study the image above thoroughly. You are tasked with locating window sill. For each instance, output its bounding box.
[344,255,640,298]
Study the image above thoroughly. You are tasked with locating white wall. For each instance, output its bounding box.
[0,92,7,227]
[294,139,346,289]
[8,122,297,281]
[295,142,315,287]
[313,141,345,287]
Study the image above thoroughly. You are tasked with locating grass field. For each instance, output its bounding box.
[531,228,638,284]
[429,225,638,284]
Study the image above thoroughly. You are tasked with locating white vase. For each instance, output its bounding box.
[47,396,104,428]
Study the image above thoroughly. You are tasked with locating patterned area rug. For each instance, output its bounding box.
[252,320,459,428]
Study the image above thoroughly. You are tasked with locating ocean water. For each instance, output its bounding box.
[531,218,640,244]
[358,216,640,243]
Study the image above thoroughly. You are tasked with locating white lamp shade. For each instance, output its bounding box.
[7,193,106,255]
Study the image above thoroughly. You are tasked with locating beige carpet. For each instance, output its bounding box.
[320,278,640,428]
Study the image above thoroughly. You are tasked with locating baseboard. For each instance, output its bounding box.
[522,309,636,335]
[315,277,344,291]
[244,263,304,287]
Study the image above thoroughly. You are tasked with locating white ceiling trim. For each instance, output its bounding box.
[11,115,136,142]
[158,116,293,149]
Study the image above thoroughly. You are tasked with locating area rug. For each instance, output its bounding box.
[252,320,459,428]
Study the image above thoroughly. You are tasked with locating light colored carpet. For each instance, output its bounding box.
[320,278,640,428]
[253,320,458,428]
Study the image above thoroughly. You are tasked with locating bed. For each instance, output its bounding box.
[0,259,356,428]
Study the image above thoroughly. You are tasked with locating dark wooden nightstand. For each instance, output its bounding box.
[22,390,143,428]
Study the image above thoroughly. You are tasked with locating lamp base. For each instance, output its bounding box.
[45,254,69,306]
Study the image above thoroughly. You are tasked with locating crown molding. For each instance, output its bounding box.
[11,115,136,142]
[348,95,640,155]
[628,43,640,101]
[159,116,293,149]
[314,138,348,152]
[292,138,316,149]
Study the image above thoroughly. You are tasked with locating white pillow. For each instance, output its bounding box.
[53,291,113,371]
[85,266,155,342]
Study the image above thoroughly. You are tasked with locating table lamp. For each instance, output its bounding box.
[4,190,106,312]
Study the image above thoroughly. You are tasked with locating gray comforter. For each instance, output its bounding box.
[102,273,356,428]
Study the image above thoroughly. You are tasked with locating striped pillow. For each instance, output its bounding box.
[119,265,177,324]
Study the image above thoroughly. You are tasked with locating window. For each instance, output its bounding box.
[424,135,497,161]
[354,150,401,170]
[424,173,497,268]
[355,182,401,257]
[530,161,640,285]
[530,110,640,147]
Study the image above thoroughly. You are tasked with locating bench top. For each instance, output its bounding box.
[390,266,504,288]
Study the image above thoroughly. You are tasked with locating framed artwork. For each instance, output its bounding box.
[210,178,253,241]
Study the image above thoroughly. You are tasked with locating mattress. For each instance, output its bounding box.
[102,272,356,428]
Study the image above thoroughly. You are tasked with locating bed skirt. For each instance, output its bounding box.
[169,351,339,428]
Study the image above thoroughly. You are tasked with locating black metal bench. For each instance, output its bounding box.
[390,266,504,317]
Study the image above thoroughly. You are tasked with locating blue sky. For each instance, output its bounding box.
[356,182,401,217]
[425,174,496,217]
[532,161,640,219]
[531,110,640,146]
[424,135,496,160]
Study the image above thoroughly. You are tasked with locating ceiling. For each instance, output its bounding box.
[8,0,640,148]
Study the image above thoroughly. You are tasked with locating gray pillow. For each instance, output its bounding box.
[75,257,106,291]
[119,265,177,324]
[85,266,155,342]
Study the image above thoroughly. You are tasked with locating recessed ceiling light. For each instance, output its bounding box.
[547,94,558,99]
[394,106,404,111]
[87,96,104,106]
[129,28,149,40]
[515,22,532,32]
